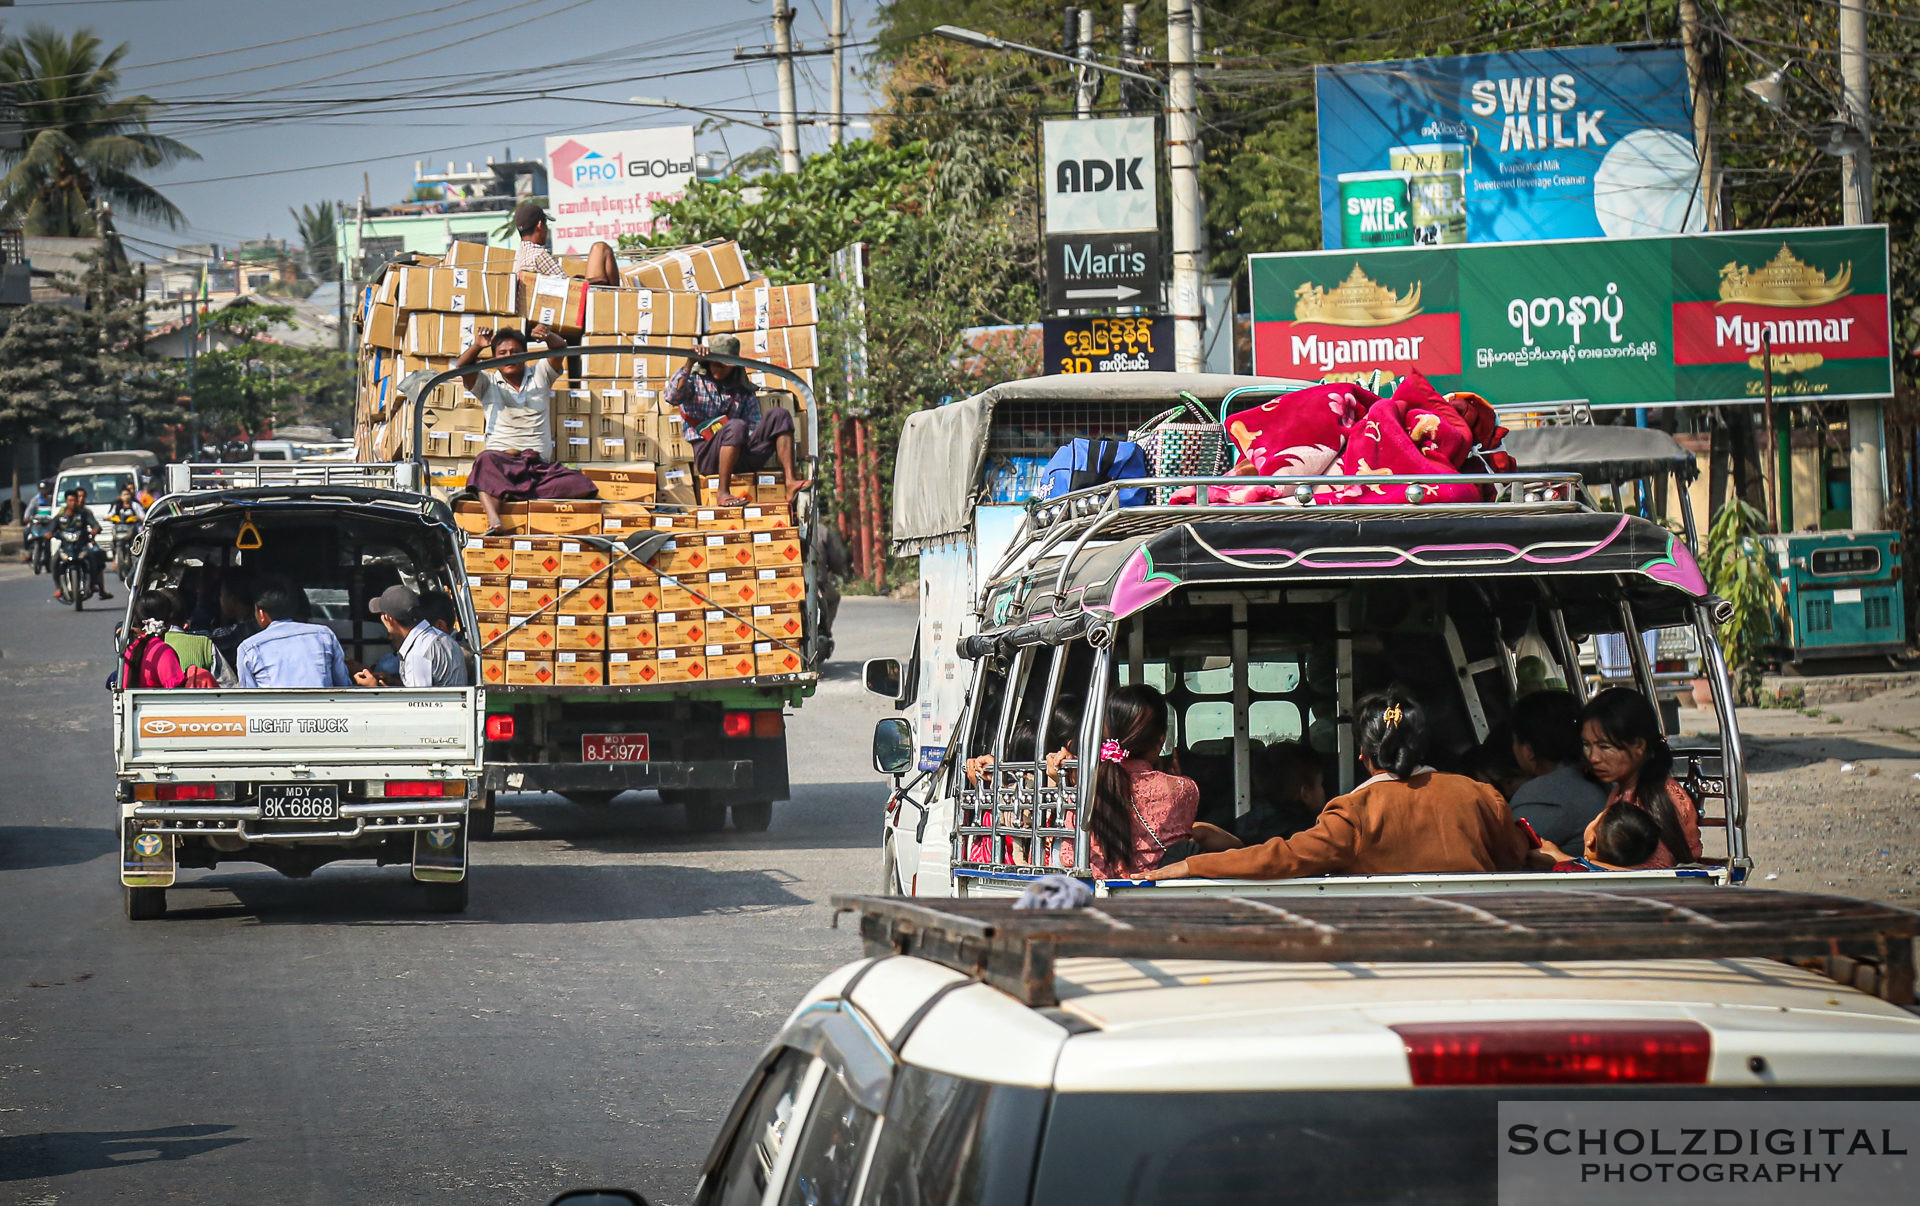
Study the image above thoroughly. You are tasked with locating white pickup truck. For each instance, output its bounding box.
[115,463,482,919]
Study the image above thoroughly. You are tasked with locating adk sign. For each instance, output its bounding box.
[544,125,697,255]
[1043,117,1161,309]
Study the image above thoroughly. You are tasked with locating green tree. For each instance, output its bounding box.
[76,241,182,441]
[0,26,199,235]
[290,201,339,282]
[0,303,109,445]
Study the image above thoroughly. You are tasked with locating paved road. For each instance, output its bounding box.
[0,563,917,1205]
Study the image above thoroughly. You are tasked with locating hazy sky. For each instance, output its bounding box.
[3,0,883,262]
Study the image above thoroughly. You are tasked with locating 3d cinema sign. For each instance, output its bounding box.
[1250,225,1893,408]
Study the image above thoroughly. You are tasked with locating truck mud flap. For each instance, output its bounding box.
[412,822,466,882]
[123,822,175,888]
[484,760,751,794]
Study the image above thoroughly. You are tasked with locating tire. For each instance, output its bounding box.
[66,566,84,611]
[125,885,167,920]
[423,877,469,914]
[731,801,774,832]
[468,793,497,841]
[116,544,133,587]
[684,798,727,833]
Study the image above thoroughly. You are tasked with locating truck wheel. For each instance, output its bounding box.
[423,878,469,914]
[683,798,727,833]
[125,885,166,920]
[468,794,497,841]
[731,801,774,832]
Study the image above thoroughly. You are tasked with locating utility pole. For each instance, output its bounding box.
[335,200,348,355]
[1075,9,1096,119]
[1678,0,1719,229]
[1119,5,1142,116]
[1167,0,1205,372]
[1839,0,1882,529]
[771,0,802,174]
[828,0,846,147]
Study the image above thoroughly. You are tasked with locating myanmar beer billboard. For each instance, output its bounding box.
[1316,44,1700,249]
[1249,225,1892,408]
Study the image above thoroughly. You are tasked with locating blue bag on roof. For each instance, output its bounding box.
[1041,438,1151,506]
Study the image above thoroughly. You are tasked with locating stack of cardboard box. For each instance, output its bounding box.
[456,490,806,689]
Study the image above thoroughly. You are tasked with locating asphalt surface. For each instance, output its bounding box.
[0,562,917,1205]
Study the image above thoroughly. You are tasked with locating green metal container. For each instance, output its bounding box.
[1761,529,1906,664]
[1337,170,1414,249]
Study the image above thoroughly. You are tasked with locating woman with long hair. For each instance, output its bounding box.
[1087,683,1240,878]
[1147,686,1530,881]
[121,591,186,689]
[1578,687,1701,868]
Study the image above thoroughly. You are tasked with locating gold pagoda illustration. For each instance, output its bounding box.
[1718,245,1852,308]
[1295,264,1423,326]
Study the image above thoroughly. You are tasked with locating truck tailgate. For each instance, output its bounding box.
[119,688,481,774]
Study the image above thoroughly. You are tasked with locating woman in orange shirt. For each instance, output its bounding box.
[1578,687,1702,869]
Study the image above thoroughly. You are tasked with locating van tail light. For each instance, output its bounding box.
[1392,1021,1710,1086]
[722,711,752,738]
[485,713,516,742]
[139,783,218,802]
[752,711,784,739]
[380,781,448,799]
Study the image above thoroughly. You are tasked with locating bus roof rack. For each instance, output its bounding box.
[163,461,423,496]
[831,889,1919,1008]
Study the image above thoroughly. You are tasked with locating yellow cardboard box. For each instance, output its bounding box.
[584,465,656,502]
[556,573,610,615]
[705,641,758,682]
[469,574,511,613]
[463,536,516,576]
[503,649,556,686]
[508,577,559,615]
[609,577,663,613]
[604,613,656,651]
[623,240,750,293]
[557,540,611,577]
[553,651,605,686]
[528,499,603,535]
[751,527,803,569]
[607,651,659,686]
[554,613,607,652]
[510,537,564,577]
[653,646,708,683]
[756,565,807,605]
[502,616,558,653]
[750,601,806,642]
[755,640,805,677]
[655,611,712,647]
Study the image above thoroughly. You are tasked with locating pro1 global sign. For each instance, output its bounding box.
[543,126,697,256]
[1250,225,1892,409]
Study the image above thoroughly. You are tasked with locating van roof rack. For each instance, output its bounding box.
[831,889,1919,1008]
[162,461,423,497]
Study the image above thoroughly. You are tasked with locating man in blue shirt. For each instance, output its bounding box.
[664,334,806,506]
[238,585,352,688]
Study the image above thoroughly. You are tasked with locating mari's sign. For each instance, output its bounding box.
[1043,315,1173,374]
[1046,231,1163,310]
[1316,45,1700,248]
[1249,225,1892,408]
[544,126,697,255]
[1043,116,1158,235]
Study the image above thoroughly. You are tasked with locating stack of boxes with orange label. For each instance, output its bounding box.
[464,499,609,688]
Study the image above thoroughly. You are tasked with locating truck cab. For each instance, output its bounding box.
[115,462,484,918]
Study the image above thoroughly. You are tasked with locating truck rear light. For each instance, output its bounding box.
[380,781,448,799]
[1392,1021,1710,1086]
[485,713,516,742]
[752,711,784,738]
[137,783,218,801]
[722,711,752,738]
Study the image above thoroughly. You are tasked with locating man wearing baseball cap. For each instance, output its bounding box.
[355,585,469,688]
[664,334,807,506]
[512,202,618,286]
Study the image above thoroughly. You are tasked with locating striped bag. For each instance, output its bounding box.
[1132,392,1229,502]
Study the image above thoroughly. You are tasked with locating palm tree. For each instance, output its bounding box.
[0,27,198,235]
[290,201,338,281]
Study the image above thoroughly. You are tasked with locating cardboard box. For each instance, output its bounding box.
[584,465,656,502]
[510,537,564,577]
[390,265,440,311]
[609,577,663,613]
[508,577,559,615]
[653,646,707,683]
[604,613,655,651]
[521,273,591,335]
[553,651,606,686]
[503,649,556,686]
[705,641,758,681]
[751,527,803,569]
[709,609,762,645]
[624,240,751,294]
[691,505,745,532]
[445,241,516,270]
[396,266,516,314]
[480,656,510,687]
[607,651,659,686]
[473,611,513,654]
[580,350,630,380]
[463,536,516,576]
[456,500,527,535]
[747,325,818,370]
[655,611,712,647]
[657,462,699,505]
[363,301,404,350]
[554,408,595,461]
[751,601,806,642]
[600,502,653,536]
[757,565,807,604]
[632,341,696,381]
[654,536,716,577]
[714,531,759,571]
[554,613,607,652]
[658,576,703,612]
[755,639,805,677]
[556,573,610,615]
[469,575,512,613]
[557,540,611,577]
[528,499,603,535]
[586,288,701,337]
[741,503,791,531]
[502,616,558,653]
[702,472,785,505]
[705,282,818,333]
[699,569,761,608]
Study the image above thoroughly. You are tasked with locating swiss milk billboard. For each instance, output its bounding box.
[544,126,697,255]
[1316,44,1702,249]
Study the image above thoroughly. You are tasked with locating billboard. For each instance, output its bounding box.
[1043,315,1174,374]
[1042,116,1158,234]
[543,126,697,255]
[1250,225,1892,409]
[1316,45,1701,249]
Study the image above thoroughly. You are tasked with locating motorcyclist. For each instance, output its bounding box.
[105,487,146,572]
[19,479,54,565]
[50,489,110,602]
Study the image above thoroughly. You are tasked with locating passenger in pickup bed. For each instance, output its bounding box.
[457,325,598,535]
[1146,688,1530,881]
[352,585,468,688]
[1580,687,1703,868]
[1534,802,1663,872]
[1506,690,1608,848]
[238,585,353,689]
[1087,685,1242,878]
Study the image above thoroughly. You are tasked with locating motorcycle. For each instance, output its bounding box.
[52,531,96,611]
[25,507,53,575]
[107,515,140,586]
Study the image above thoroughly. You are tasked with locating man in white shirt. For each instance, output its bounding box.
[454,325,597,534]
[511,202,618,286]
[356,585,469,688]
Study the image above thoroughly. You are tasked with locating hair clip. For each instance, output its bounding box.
[1099,739,1127,764]
[1382,703,1404,728]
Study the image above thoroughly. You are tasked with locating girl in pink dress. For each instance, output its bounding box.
[1087,683,1241,878]
[121,593,185,689]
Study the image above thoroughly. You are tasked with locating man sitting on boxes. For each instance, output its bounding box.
[512,201,619,287]
[457,324,598,536]
[666,334,808,506]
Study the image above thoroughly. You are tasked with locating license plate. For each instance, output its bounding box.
[259,783,341,821]
[582,733,649,763]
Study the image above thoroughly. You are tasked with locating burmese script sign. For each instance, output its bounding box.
[1042,315,1174,374]
[1249,225,1892,408]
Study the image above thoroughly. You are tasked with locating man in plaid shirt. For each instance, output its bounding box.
[665,334,806,505]
[512,202,618,285]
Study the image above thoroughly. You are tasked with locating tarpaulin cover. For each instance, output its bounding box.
[1501,425,1698,486]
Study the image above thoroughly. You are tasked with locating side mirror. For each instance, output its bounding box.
[863,657,902,702]
[872,717,914,776]
[548,1193,649,1206]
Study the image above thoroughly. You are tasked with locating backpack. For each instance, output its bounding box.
[1040,438,1151,506]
